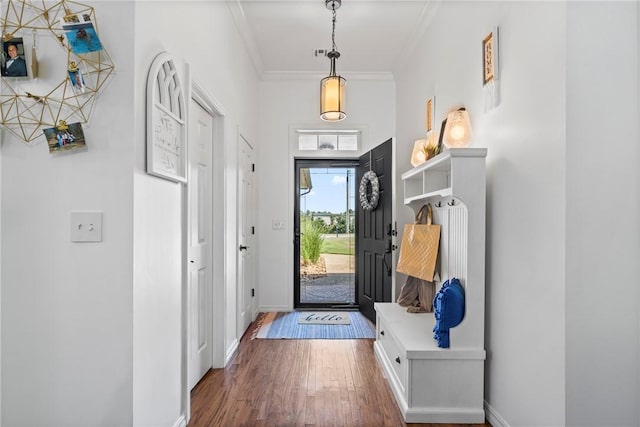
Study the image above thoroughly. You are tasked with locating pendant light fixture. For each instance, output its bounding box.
[320,0,346,122]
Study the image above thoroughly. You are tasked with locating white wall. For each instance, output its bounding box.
[395,2,566,425]
[566,2,640,426]
[132,1,259,425]
[1,2,135,425]
[0,1,259,425]
[257,77,395,311]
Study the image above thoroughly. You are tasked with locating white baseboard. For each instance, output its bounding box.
[225,338,239,365]
[484,401,510,427]
[173,414,187,427]
[258,305,292,312]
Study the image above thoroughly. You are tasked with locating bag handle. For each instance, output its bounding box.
[415,203,433,225]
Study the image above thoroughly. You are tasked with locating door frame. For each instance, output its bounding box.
[182,77,227,423]
[293,159,358,309]
[285,125,370,312]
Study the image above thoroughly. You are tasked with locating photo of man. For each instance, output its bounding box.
[2,39,27,77]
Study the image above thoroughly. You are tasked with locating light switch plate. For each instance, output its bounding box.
[70,211,103,242]
[272,219,286,230]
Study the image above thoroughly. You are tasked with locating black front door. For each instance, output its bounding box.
[357,138,393,323]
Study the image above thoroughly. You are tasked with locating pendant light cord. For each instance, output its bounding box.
[331,6,338,52]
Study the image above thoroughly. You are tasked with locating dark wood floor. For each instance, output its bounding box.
[188,319,491,427]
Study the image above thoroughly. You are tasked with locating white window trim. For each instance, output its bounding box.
[289,124,369,159]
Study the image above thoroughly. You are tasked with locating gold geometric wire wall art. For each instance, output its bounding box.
[0,0,115,143]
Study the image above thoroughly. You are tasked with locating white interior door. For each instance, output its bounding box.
[237,135,255,337]
[187,98,213,390]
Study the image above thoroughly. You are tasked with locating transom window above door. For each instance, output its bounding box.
[297,130,360,151]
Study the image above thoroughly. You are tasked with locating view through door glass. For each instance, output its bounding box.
[295,160,356,308]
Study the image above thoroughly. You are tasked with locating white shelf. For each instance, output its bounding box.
[401,148,487,206]
[404,188,452,204]
[401,148,487,180]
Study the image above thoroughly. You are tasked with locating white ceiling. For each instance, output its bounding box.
[231,0,434,77]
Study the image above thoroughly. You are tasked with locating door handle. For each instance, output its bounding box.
[239,245,249,251]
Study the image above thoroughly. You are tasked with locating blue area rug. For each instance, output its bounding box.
[252,311,375,339]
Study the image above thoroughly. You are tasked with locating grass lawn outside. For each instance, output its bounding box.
[321,234,355,255]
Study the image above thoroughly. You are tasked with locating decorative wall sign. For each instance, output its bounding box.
[482,26,500,111]
[426,96,434,133]
[146,52,187,183]
[0,0,115,143]
[436,117,447,155]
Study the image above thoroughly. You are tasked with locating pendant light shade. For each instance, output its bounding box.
[320,52,346,121]
[320,0,346,122]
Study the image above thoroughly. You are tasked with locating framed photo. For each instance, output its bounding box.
[1,37,28,78]
[426,97,435,133]
[482,27,499,85]
[436,118,447,155]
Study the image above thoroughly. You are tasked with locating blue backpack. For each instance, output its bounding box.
[433,278,465,348]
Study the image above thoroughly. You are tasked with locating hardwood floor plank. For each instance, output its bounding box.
[188,317,492,427]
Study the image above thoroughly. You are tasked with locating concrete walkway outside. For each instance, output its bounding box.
[300,254,355,304]
[322,253,355,274]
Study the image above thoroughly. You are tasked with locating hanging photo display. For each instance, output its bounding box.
[61,13,103,54]
[42,121,87,154]
[0,1,115,143]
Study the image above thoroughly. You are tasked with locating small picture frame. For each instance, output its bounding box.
[436,118,447,155]
[426,97,435,133]
[1,37,28,78]
[482,27,499,85]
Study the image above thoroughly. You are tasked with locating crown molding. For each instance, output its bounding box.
[227,0,265,76]
[393,0,440,75]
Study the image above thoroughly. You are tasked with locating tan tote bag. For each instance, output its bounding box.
[396,203,441,282]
